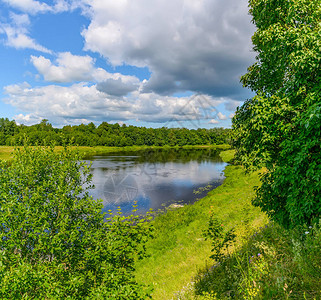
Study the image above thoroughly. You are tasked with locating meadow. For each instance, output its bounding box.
[0,146,13,160]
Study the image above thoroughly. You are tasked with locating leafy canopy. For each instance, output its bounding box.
[233,0,321,228]
[0,145,153,299]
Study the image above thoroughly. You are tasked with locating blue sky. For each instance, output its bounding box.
[0,0,255,128]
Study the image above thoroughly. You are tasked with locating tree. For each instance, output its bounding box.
[0,146,152,298]
[233,0,321,227]
[0,118,18,145]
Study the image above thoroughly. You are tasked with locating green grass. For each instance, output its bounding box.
[0,146,14,160]
[0,144,231,161]
[134,151,268,299]
[219,149,235,163]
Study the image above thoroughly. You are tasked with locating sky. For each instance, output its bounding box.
[0,0,256,129]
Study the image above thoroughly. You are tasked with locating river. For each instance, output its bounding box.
[84,148,227,215]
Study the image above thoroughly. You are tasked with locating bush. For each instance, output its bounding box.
[0,145,153,299]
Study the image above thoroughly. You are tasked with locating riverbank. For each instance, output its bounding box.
[136,150,321,299]
[0,144,231,161]
[134,150,268,299]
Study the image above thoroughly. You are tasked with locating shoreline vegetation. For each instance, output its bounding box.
[0,146,154,298]
[0,144,231,161]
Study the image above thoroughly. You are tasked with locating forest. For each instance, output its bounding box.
[0,118,231,146]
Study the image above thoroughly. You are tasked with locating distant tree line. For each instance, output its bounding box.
[0,118,231,146]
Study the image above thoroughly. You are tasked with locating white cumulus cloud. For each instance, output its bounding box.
[0,13,52,53]
[4,81,234,127]
[217,112,227,120]
[31,53,97,82]
[30,52,141,99]
[209,119,220,124]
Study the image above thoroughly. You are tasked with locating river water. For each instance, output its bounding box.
[84,148,227,215]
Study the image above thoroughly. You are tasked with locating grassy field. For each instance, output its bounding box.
[0,146,14,160]
[134,150,268,299]
[0,144,231,161]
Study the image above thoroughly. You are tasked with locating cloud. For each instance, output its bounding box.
[4,82,232,127]
[97,78,139,97]
[4,30,52,53]
[14,113,43,125]
[217,112,227,120]
[209,119,219,124]
[0,13,52,53]
[30,52,141,88]
[3,0,51,14]
[4,82,130,125]
[2,0,70,15]
[224,100,241,111]
[52,0,70,13]
[80,0,255,99]
[31,53,96,82]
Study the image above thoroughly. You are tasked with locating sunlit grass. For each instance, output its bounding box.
[219,149,235,163]
[134,151,268,299]
[0,146,14,160]
[0,144,231,161]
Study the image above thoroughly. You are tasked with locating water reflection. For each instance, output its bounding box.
[84,148,227,215]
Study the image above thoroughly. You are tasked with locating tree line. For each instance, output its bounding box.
[0,118,231,146]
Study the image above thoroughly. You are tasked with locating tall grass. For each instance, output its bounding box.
[184,221,321,300]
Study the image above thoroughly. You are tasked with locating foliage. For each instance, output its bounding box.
[253,102,321,227]
[233,0,321,227]
[203,215,236,261]
[0,118,231,147]
[235,252,269,299]
[232,95,294,170]
[0,145,153,299]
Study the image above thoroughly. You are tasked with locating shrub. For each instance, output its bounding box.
[0,145,152,299]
